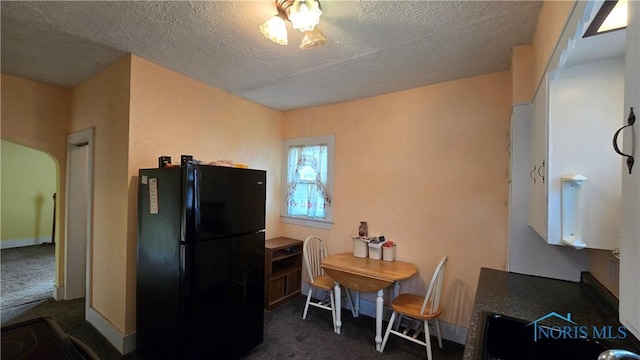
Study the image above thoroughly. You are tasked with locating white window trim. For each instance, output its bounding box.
[281,135,335,229]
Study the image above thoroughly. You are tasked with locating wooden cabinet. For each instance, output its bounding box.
[264,237,303,310]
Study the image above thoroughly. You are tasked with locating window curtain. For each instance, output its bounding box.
[286,144,331,218]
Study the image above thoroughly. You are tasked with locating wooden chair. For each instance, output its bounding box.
[380,256,448,360]
[302,236,355,332]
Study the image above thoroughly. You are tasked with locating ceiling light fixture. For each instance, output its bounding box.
[260,0,327,49]
[583,0,628,38]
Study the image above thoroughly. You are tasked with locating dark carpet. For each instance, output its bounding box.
[1,244,55,309]
[1,295,465,359]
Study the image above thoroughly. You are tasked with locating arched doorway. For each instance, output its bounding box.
[0,140,57,309]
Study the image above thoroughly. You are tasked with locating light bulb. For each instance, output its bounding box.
[259,16,288,45]
[300,27,327,49]
[289,0,322,32]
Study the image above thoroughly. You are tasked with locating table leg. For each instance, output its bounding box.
[375,289,384,351]
[393,281,400,298]
[355,291,360,317]
[334,282,342,334]
[392,281,401,331]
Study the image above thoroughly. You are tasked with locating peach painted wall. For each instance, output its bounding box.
[282,71,512,329]
[511,1,576,104]
[511,45,534,104]
[70,56,132,332]
[127,55,283,332]
[1,74,71,286]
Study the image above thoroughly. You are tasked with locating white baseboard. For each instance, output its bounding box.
[301,284,468,345]
[86,306,136,354]
[53,285,65,300]
[1,237,52,249]
[439,320,468,345]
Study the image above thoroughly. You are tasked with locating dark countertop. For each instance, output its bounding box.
[463,268,640,360]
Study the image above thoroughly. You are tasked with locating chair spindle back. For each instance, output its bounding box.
[303,236,329,283]
[420,256,448,315]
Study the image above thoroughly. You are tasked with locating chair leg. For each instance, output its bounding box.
[435,318,443,348]
[380,311,396,352]
[394,314,404,331]
[303,288,313,319]
[411,321,424,339]
[423,320,433,360]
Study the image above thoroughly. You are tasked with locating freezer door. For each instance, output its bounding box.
[194,165,266,240]
[182,232,265,358]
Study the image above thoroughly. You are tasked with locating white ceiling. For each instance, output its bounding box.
[1,1,543,111]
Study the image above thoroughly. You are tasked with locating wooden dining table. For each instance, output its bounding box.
[321,252,418,351]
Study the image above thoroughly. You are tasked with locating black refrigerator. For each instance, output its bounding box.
[136,163,265,359]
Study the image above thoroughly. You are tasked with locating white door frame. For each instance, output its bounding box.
[64,127,94,312]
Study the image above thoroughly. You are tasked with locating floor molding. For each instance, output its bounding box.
[53,285,65,301]
[86,306,136,354]
[1,238,52,249]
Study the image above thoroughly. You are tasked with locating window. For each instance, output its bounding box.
[281,135,335,229]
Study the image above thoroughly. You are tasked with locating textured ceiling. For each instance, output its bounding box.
[1,1,543,111]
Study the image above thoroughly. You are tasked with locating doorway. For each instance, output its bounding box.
[64,128,94,313]
[0,140,56,309]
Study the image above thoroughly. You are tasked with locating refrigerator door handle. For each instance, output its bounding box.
[180,245,191,296]
[181,163,197,242]
[193,165,201,238]
[180,166,189,242]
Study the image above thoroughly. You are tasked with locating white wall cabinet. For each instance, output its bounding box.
[619,0,640,342]
[548,57,624,250]
[527,58,624,250]
[527,75,549,241]
[511,103,588,281]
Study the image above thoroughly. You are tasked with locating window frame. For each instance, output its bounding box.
[281,135,335,229]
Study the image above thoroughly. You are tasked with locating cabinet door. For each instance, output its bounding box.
[619,0,640,340]
[529,60,624,249]
[528,74,549,241]
[548,57,624,249]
